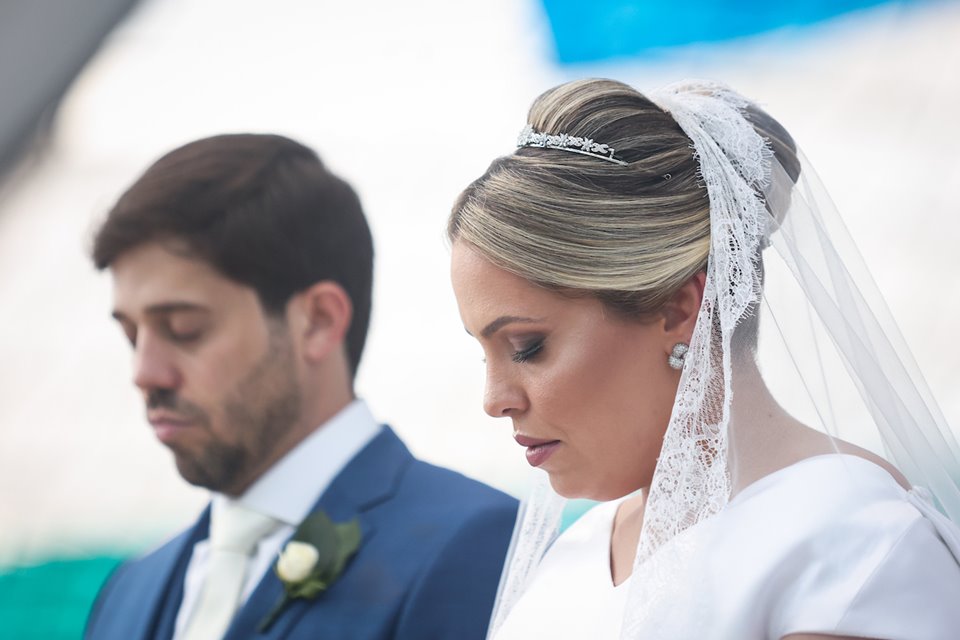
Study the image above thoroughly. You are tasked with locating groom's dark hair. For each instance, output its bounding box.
[91,133,374,377]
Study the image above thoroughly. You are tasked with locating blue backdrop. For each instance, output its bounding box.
[541,0,923,62]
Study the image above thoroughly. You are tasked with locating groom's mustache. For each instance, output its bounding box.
[146,389,208,424]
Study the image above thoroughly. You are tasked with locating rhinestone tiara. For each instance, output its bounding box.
[516,124,628,166]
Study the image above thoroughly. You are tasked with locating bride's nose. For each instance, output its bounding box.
[483,367,528,418]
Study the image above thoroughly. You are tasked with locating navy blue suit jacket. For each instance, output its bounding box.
[85,427,518,640]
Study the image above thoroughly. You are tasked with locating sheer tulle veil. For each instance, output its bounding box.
[485,80,960,638]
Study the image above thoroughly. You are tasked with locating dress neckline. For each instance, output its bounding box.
[729,452,907,506]
[601,496,634,590]
[607,453,909,588]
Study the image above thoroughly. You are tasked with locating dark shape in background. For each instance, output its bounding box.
[0,3,141,636]
[540,0,916,63]
[0,0,141,183]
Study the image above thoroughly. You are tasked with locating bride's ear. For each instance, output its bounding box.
[659,271,706,342]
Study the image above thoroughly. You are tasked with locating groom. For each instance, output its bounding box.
[83,133,516,639]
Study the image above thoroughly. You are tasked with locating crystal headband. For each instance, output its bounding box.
[516,124,628,166]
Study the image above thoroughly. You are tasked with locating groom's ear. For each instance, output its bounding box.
[286,281,353,364]
[659,270,706,342]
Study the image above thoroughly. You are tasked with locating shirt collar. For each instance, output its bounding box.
[215,399,382,527]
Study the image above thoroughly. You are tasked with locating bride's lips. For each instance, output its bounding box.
[515,434,561,467]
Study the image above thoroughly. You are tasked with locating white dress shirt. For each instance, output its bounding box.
[172,400,382,639]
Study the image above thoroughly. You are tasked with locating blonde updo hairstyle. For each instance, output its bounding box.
[448,78,798,335]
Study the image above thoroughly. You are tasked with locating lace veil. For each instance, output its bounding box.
[486,80,960,638]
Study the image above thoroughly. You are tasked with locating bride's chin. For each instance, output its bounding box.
[547,475,607,501]
[548,473,645,502]
[545,473,580,499]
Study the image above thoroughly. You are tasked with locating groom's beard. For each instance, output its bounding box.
[145,331,302,495]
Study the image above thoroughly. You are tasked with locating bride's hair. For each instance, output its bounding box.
[448,78,798,334]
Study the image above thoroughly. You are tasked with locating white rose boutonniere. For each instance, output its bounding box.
[258,511,361,633]
[276,541,320,583]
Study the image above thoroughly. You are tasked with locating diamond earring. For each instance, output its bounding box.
[668,342,689,370]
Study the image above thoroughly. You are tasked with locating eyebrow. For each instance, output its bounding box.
[476,315,544,339]
[111,302,210,322]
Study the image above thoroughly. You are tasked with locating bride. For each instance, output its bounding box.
[448,78,960,639]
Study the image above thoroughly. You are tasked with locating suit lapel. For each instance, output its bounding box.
[224,427,412,639]
[119,507,209,640]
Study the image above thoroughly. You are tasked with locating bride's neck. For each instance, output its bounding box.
[610,490,646,586]
[727,354,846,495]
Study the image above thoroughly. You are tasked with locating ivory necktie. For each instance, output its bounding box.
[181,502,280,640]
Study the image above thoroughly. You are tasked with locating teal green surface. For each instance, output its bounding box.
[0,554,126,639]
[561,498,598,530]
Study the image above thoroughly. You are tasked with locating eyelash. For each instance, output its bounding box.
[169,330,202,344]
[511,340,544,363]
[118,325,203,348]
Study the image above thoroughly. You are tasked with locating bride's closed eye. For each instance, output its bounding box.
[511,339,544,363]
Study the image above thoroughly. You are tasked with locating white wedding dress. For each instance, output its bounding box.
[493,454,960,639]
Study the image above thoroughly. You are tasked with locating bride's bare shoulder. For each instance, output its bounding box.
[830,438,910,490]
[770,419,911,492]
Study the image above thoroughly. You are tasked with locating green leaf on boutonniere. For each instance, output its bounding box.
[257,511,361,633]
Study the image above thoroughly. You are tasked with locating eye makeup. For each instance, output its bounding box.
[511,338,544,363]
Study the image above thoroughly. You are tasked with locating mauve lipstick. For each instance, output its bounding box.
[515,434,561,467]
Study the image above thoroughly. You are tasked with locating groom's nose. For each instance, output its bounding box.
[132,331,182,394]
